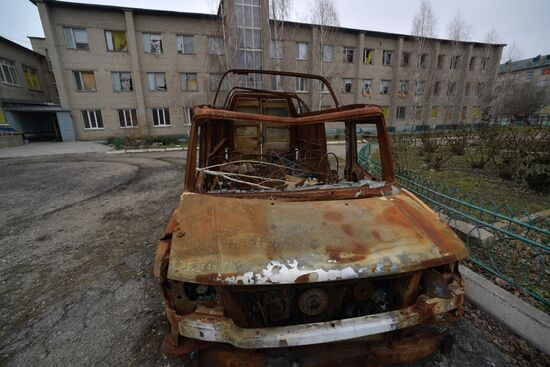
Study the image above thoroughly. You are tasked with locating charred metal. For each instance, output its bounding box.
[154,70,468,366]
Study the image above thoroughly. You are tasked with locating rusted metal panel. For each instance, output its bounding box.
[167,190,467,285]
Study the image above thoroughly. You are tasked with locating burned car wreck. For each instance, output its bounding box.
[154,70,468,366]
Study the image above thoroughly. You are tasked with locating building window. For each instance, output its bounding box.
[363,49,374,65]
[63,27,88,49]
[445,106,454,120]
[437,54,445,69]
[73,70,96,92]
[176,35,195,54]
[469,57,476,71]
[470,106,480,119]
[431,106,438,119]
[105,30,127,52]
[296,77,308,92]
[118,109,138,128]
[415,81,425,96]
[342,78,353,93]
[322,44,333,62]
[180,73,198,91]
[525,70,534,81]
[271,75,282,91]
[447,81,456,96]
[383,50,393,66]
[209,73,229,91]
[362,79,372,95]
[343,47,355,63]
[401,52,410,67]
[464,82,471,96]
[22,67,40,90]
[0,58,20,86]
[396,106,406,120]
[82,110,103,129]
[147,72,167,91]
[296,42,309,60]
[235,0,261,85]
[270,40,283,58]
[450,55,461,69]
[461,106,467,121]
[380,79,390,94]
[208,36,225,55]
[183,107,192,126]
[381,106,389,119]
[111,72,133,92]
[475,82,485,97]
[143,33,163,54]
[433,81,441,96]
[480,57,489,72]
[398,80,408,97]
[415,106,422,120]
[418,53,428,68]
[152,108,170,127]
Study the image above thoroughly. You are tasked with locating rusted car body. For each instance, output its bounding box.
[154,70,468,366]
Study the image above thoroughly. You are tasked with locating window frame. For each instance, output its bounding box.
[362,79,373,94]
[295,77,308,93]
[363,48,374,65]
[82,109,103,130]
[322,44,333,62]
[343,47,355,63]
[208,36,225,55]
[0,58,21,86]
[22,66,41,90]
[296,42,309,60]
[105,30,128,52]
[176,34,195,54]
[270,40,284,59]
[118,109,138,128]
[183,107,192,126]
[143,32,163,54]
[63,27,89,50]
[396,106,406,120]
[147,72,167,92]
[380,79,391,94]
[73,70,96,92]
[152,108,171,127]
[382,50,393,66]
[342,78,353,93]
[180,73,198,91]
[111,71,133,92]
[401,52,410,67]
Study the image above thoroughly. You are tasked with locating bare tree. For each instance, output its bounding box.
[443,9,471,129]
[410,0,437,130]
[479,27,501,121]
[493,40,523,120]
[501,81,548,118]
[268,0,293,73]
[309,0,340,109]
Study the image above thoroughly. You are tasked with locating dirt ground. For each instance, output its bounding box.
[0,151,545,366]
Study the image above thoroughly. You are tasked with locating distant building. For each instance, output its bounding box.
[494,54,550,118]
[0,35,75,141]
[30,0,504,140]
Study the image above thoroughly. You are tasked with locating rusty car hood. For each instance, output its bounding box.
[167,190,468,285]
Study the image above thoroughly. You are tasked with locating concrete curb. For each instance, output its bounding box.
[460,265,550,354]
[106,147,186,154]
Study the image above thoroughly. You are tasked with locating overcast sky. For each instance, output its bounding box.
[2,0,549,61]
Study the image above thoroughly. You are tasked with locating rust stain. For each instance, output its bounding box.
[341,223,354,236]
[324,211,343,222]
[372,230,382,241]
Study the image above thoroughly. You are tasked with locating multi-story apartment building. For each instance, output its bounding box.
[31,0,504,140]
[494,54,550,118]
[0,35,75,142]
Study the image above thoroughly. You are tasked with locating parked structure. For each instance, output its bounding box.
[0,35,74,142]
[31,0,504,140]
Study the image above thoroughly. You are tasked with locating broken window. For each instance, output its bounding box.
[270,40,283,58]
[152,108,170,126]
[177,35,195,54]
[464,82,471,96]
[322,44,333,62]
[342,78,353,93]
[297,42,309,60]
[64,27,88,49]
[22,67,40,90]
[0,58,20,86]
[433,81,441,96]
[447,81,456,96]
[383,50,393,66]
[271,75,283,91]
[431,106,438,119]
[343,47,355,63]
[82,110,103,129]
[396,106,406,120]
[415,106,423,120]
[450,55,461,69]
[469,56,476,71]
[418,53,428,68]
[105,30,127,52]
[475,82,485,97]
[480,57,489,72]
[143,33,163,54]
[183,107,192,126]
[363,48,374,64]
[180,73,198,91]
[415,81,425,96]
[437,54,445,69]
[73,70,96,91]
[295,77,308,92]
[118,109,138,128]
[208,36,225,55]
[401,52,410,67]
[380,79,390,94]
[112,72,133,92]
[398,80,408,96]
[362,79,372,95]
[147,72,167,91]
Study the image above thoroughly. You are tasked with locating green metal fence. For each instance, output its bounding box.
[358,144,550,308]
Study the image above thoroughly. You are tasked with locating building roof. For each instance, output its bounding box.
[31,0,505,48]
[499,54,550,73]
[0,35,47,59]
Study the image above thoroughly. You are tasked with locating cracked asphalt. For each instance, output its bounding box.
[0,150,537,366]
